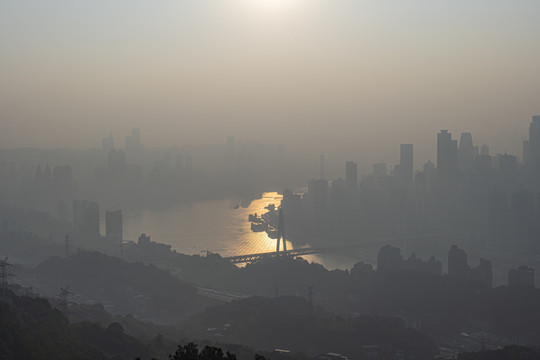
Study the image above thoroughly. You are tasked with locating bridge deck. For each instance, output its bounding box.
[223,233,454,264]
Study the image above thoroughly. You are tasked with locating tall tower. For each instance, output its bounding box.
[276,207,287,253]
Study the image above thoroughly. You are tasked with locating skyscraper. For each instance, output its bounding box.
[437,130,458,180]
[105,210,123,244]
[509,187,535,251]
[458,132,474,176]
[399,144,413,188]
[345,161,357,192]
[527,115,540,162]
[73,200,100,238]
[448,245,469,279]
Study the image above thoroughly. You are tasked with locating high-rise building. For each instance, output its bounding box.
[480,144,490,156]
[345,161,357,192]
[499,153,517,190]
[487,190,508,250]
[458,132,474,176]
[377,245,403,272]
[527,115,540,162]
[448,245,469,278]
[509,187,535,251]
[399,144,413,188]
[307,178,329,235]
[475,155,492,178]
[105,210,123,243]
[73,200,100,237]
[437,130,458,180]
[523,140,531,164]
[508,265,535,287]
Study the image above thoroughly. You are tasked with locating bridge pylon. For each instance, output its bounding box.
[276,207,286,253]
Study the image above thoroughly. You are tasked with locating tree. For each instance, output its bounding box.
[169,343,263,360]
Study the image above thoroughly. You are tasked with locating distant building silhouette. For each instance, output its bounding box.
[480,144,490,156]
[372,163,387,178]
[138,233,151,246]
[437,130,458,186]
[487,190,508,250]
[73,200,100,238]
[458,132,474,176]
[508,265,535,287]
[307,178,329,237]
[377,245,442,275]
[509,187,535,251]
[377,245,403,271]
[105,210,123,244]
[399,144,413,189]
[448,245,492,287]
[475,154,492,179]
[448,245,469,279]
[345,161,357,192]
[525,115,540,163]
[499,153,517,189]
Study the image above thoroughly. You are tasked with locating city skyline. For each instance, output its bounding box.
[1,1,539,159]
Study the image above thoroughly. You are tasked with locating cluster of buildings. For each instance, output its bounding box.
[281,116,540,256]
[72,199,123,244]
[376,244,536,289]
[377,245,442,276]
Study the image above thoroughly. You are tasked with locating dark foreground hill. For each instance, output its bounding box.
[0,291,151,360]
[34,251,219,323]
[181,295,437,360]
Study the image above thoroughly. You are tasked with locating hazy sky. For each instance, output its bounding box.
[2,0,540,166]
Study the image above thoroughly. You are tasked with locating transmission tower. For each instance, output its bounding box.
[0,257,13,296]
[57,286,73,321]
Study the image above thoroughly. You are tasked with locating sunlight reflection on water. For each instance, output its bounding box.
[123,192,324,265]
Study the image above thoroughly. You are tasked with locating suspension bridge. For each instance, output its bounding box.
[224,208,455,264]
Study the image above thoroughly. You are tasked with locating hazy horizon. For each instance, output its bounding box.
[2,0,540,165]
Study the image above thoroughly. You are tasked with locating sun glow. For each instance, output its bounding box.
[255,0,294,13]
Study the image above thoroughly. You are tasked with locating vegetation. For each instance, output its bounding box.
[0,291,151,359]
[181,295,436,360]
[457,345,540,360]
[34,251,219,323]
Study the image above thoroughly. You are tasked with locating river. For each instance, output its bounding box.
[122,192,363,270]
